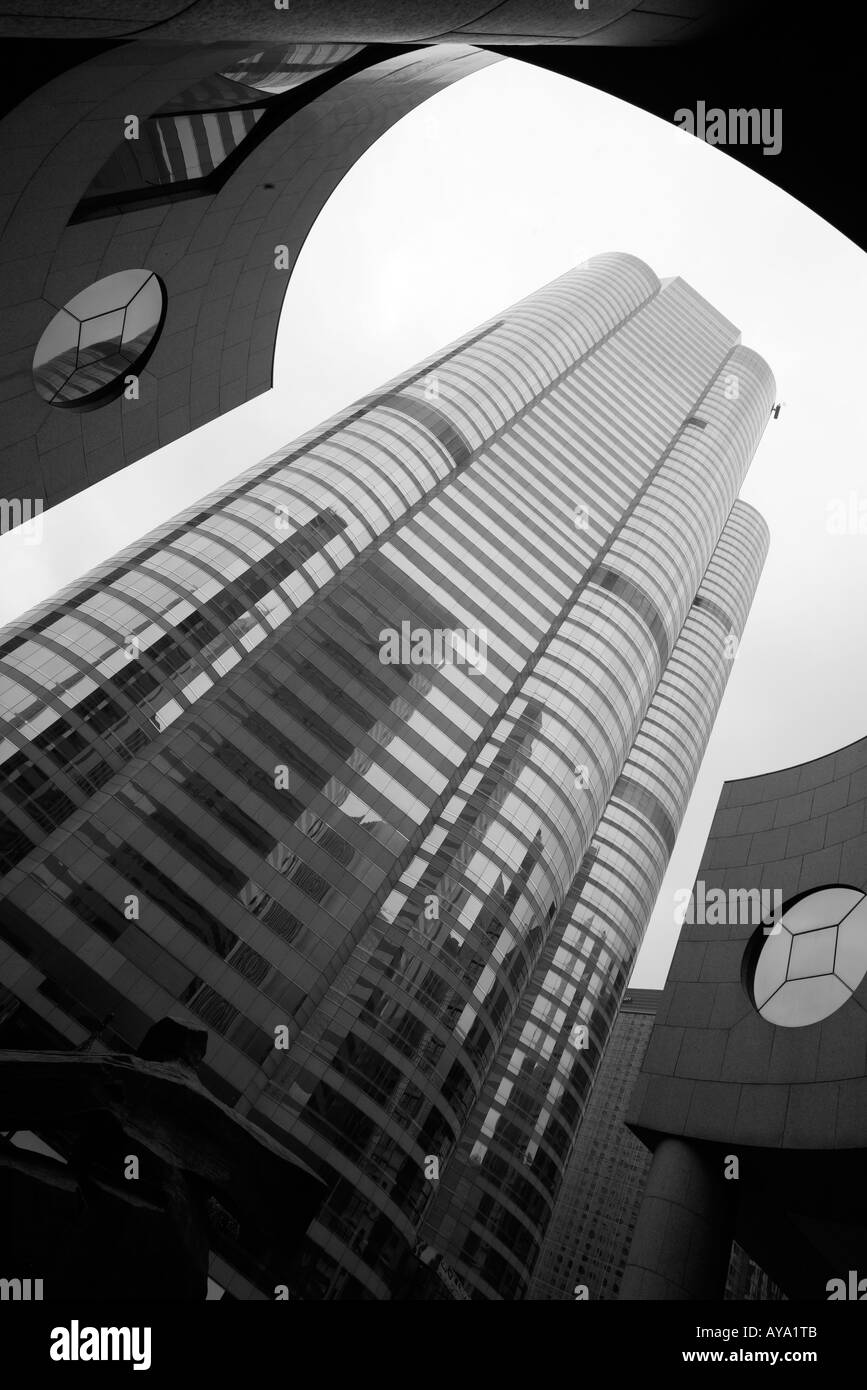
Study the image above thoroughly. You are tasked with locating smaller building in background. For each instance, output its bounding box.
[529,989,662,1301]
[529,988,783,1301]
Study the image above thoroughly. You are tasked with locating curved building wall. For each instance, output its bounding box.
[0,42,497,515]
[0,254,772,1299]
[623,733,867,1300]
[628,733,867,1154]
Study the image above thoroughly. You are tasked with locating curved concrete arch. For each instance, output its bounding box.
[0,42,498,514]
[630,727,867,1157]
[623,729,867,1299]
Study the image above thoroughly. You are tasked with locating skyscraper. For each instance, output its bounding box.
[0,253,774,1299]
[419,497,770,1299]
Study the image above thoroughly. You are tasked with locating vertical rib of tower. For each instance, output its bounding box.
[422,500,770,1299]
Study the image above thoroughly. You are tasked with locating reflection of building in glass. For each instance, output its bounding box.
[73,44,364,219]
[624,736,867,1301]
[726,1243,785,1301]
[32,270,166,409]
[219,44,367,95]
[0,255,774,1299]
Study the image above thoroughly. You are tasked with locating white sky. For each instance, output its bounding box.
[2,57,866,988]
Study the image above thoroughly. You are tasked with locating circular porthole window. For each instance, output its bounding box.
[32,269,166,409]
[744,884,867,1027]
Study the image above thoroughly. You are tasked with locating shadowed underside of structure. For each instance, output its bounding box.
[0,1,739,44]
[0,1019,324,1298]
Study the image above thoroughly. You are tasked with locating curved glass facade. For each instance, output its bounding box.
[0,254,773,1299]
[420,500,769,1298]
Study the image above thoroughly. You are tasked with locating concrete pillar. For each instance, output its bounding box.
[619,1138,734,1299]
